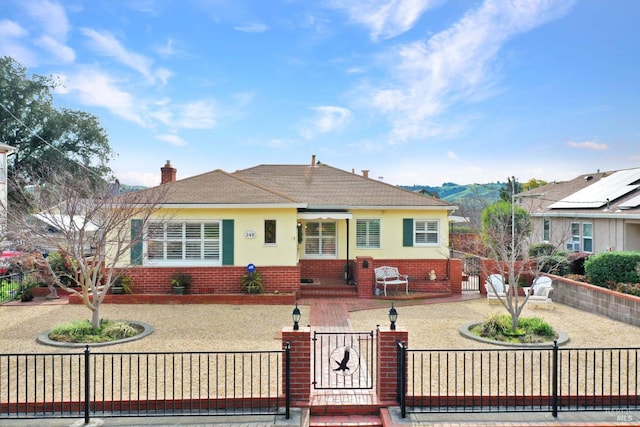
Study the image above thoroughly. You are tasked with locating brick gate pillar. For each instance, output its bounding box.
[356,256,374,298]
[377,326,409,403]
[282,327,311,404]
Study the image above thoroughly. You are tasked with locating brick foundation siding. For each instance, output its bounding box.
[299,259,348,280]
[123,266,300,295]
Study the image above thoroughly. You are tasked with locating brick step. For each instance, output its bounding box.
[309,404,382,416]
[309,414,382,427]
[299,286,358,298]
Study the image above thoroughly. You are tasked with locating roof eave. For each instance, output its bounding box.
[531,211,640,219]
[157,203,307,209]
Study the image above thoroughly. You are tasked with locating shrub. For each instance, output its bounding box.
[536,254,570,276]
[241,271,264,294]
[528,243,555,258]
[585,251,640,287]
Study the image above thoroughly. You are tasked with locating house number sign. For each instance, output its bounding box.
[244,230,256,239]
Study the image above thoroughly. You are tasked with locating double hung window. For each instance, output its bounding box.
[303,221,337,257]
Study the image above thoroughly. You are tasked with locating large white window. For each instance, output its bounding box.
[356,219,380,249]
[414,220,439,245]
[147,221,221,263]
[304,221,337,257]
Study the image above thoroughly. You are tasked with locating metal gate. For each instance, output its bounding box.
[462,255,481,292]
[312,331,375,389]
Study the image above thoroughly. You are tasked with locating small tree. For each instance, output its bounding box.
[481,199,533,330]
[8,168,168,328]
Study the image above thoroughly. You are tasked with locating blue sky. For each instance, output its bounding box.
[1,0,639,187]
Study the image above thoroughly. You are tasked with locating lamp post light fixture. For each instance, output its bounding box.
[388,303,398,330]
[292,303,301,330]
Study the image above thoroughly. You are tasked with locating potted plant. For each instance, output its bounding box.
[241,270,263,294]
[171,272,192,294]
[112,275,134,294]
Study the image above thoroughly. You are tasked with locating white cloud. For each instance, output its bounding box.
[301,106,352,139]
[155,133,187,147]
[37,35,75,63]
[80,28,172,85]
[330,0,438,41]
[60,68,145,126]
[152,100,218,129]
[117,170,160,187]
[363,0,574,144]
[0,20,35,65]
[234,23,269,33]
[567,140,608,151]
[447,151,458,160]
[24,0,70,39]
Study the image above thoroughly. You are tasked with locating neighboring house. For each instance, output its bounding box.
[520,167,640,255]
[123,157,461,297]
[0,143,17,229]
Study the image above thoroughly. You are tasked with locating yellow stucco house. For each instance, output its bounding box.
[125,157,462,298]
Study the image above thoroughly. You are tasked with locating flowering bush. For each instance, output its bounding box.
[47,249,78,286]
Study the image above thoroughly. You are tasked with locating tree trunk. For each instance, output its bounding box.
[91,305,101,329]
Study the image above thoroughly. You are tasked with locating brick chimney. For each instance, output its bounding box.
[161,160,176,184]
[362,170,369,179]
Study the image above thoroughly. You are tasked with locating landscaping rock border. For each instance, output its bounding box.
[36,320,154,348]
[459,322,569,347]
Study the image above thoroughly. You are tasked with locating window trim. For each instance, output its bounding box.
[302,220,338,259]
[355,218,381,249]
[542,217,550,242]
[144,220,222,265]
[264,219,277,246]
[413,219,440,246]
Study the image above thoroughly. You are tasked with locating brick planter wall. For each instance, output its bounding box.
[549,274,640,327]
[355,257,461,297]
[121,266,300,295]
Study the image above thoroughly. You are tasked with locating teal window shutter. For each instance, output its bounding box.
[131,219,143,265]
[222,219,234,265]
[403,218,413,247]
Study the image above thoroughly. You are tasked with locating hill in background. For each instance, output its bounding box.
[401,182,503,203]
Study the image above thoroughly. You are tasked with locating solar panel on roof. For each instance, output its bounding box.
[549,168,640,209]
[618,194,640,209]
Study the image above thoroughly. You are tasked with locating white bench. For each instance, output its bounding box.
[374,266,408,296]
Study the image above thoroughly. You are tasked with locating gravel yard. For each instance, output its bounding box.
[0,297,638,353]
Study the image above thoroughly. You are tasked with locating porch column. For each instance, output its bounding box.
[376,326,408,402]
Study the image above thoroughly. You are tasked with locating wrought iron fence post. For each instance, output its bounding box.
[84,345,91,424]
[552,340,558,418]
[397,341,407,418]
[285,341,291,420]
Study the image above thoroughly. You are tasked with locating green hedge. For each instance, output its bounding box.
[584,251,640,287]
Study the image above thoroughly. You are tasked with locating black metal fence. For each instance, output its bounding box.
[0,346,290,422]
[397,342,639,417]
[0,270,35,303]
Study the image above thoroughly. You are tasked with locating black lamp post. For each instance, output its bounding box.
[388,303,398,330]
[292,303,301,330]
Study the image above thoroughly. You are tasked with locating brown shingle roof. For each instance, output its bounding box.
[143,169,301,205]
[146,163,454,209]
[233,164,453,209]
